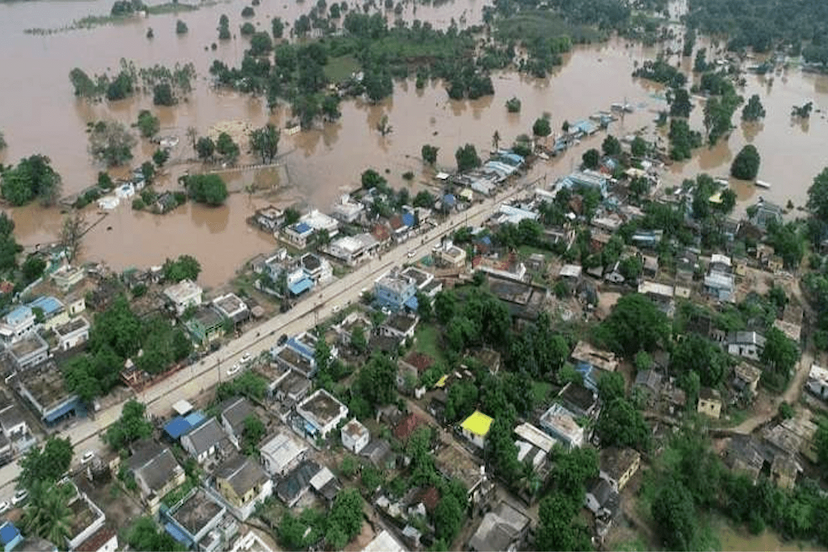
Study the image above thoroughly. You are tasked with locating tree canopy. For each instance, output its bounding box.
[730,144,761,180]
[249,123,280,164]
[163,254,202,282]
[1,155,62,206]
[595,293,670,357]
[455,144,481,172]
[185,174,228,205]
[18,437,74,491]
[88,120,137,167]
[104,399,153,450]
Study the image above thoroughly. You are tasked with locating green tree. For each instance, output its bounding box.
[216,132,240,163]
[350,325,367,354]
[185,174,228,205]
[816,416,828,472]
[195,136,215,161]
[596,294,670,357]
[668,118,702,160]
[139,161,155,184]
[240,22,255,35]
[602,134,622,156]
[596,398,650,450]
[631,135,648,157]
[88,295,143,358]
[533,116,551,137]
[249,123,280,164]
[163,254,202,282]
[21,255,46,284]
[153,148,169,167]
[434,495,464,542]
[356,353,397,408]
[730,144,761,180]
[536,494,592,551]
[242,415,266,452]
[88,120,137,167]
[669,87,693,117]
[18,437,74,491]
[505,97,521,112]
[326,489,364,545]
[0,131,6,151]
[582,148,600,169]
[136,110,160,138]
[175,19,188,34]
[104,399,153,450]
[652,483,698,551]
[1,154,63,206]
[421,144,438,165]
[597,371,625,403]
[671,333,729,386]
[761,327,799,382]
[806,168,828,221]
[742,94,766,121]
[248,32,273,56]
[271,17,284,38]
[21,481,73,545]
[153,83,175,106]
[455,144,481,172]
[126,517,184,551]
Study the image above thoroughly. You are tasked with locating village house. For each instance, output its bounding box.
[461,410,494,449]
[341,418,370,454]
[219,397,256,450]
[704,269,735,303]
[253,206,284,232]
[599,447,641,492]
[727,331,766,361]
[326,234,379,266]
[281,222,315,249]
[330,194,365,223]
[6,332,49,371]
[164,279,203,316]
[733,362,762,396]
[570,341,618,391]
[807,364,828,401]
[377,313,419,343]
[52,316,90,352]
[212,294,250,326]
[276,460,321,507]
[181,418,229,465]
[75,526,118,552]
[0,306,35,345]
[127,439,186,512]
[17,366,82,425]
[361,439,396,471]
[214,454,273,521]
[295,389,348,439]
[435,240,467,268]
[273,369,312,406]
[539,403,584,449]
[697,387,723,419]
[397,352,434,390]
[161,488,234,552]
[259,430,308,477]
[185,307,225,345]
[62,482,107,551]
[374,269,418,312]
[557,382,600,419]
[584,478,621,535]
[28,296,68,331]
[724,436,766,483]
[435,445,494,515]
[467,501,530,552]
[514,422,557,472]
[557,170,608,197]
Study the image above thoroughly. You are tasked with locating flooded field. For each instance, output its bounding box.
[719,524,818,552]
[2,0,828,285]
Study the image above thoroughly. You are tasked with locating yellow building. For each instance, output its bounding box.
[461,411,494,449]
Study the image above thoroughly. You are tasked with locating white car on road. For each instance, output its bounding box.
[227,363,241,376]
[0,501,9,514]
[81,450,96,465]
[407,249,416,258]
[12,489,27,506]
[240,352,252,364]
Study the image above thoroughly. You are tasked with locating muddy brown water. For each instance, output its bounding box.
[1,0,828,285]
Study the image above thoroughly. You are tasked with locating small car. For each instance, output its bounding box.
[277,334,288,346]
[240,352,252,364]
[227,364,241,376]
[407,250,416,258]
[0,501,10,514]
[332,305,341,313]
[12,490,28,506]
[81,451,96,465]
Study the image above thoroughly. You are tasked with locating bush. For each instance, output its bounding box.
[730,144,761,180]
[402,171,414,181]
[241,5,255,16]
[240,22,255,35]
[175,19,188,34]
[505,97,521,113]
[132,198,145,210]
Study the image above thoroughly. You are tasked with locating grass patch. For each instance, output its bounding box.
[161,477,197,508]
[323,55,361,83]
[413,323,445,363]
[615,537,649,552]
[495,10,602,44]
[532,380,552,405]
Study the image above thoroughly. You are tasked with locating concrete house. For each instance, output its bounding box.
[733,362,762,396]
[807,364,828,400]
[295,389,349,439]
[539,404,584,449]
[0,306,35,345]
[599,447,641,492]
[697,387,723,419]
[374,270,418,312]
[214,454,273,521]
[377,313,419,342]
[164,279,203,316]
[341,418,370,454]
[212,294,250,326]
[51,265,85,291]
[460,411,494,449]
[557,382,600,419]
[727,331,766,361]
[185,307,225,345]
[162,488,232,552]
[18,367,82,425]
[220,398,256,450]
[327,234,379,266]
[181,418,227,464]
[128,440,186,512]
[7,332,49,370]
[28,296,68,331]
[260,431,308,477]
[467,501,530,552]
[53,317,90,352]
[330,194,365,223]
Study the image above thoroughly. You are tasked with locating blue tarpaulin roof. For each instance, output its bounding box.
[0,523,20,545]
[288,277,313,296]
[401,212,415,227]
[164,416,191,440]
[443,194,456,207]
[294,222,312,234]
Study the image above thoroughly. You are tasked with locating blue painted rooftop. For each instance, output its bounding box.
[5,306,32,326]
[28,296,64,316]
[164,416,191,440]
[287,337,314,360]
[288,277,313,296]
[401,212,415,227]
[443,194,456,207]
[404,295,419,311]
[293,222,312,234]
[165,521,192,545]
[184,411,205,427]
[0,522,20,545]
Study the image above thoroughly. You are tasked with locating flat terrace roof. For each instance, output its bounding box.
[172,489,222,536]
[301,391,344,425]
[21,368,68,408]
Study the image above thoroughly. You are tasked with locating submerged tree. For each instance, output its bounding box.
[249,123,280,164]
[88,120,137,167]
[60,211,86,264]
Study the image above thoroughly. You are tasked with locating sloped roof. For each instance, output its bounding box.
[216,454,268,498]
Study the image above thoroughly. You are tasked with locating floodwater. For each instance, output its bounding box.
[1,0,828,285]
[719,524,817,552]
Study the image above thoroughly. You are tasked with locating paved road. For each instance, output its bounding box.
[0,171,542,499]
